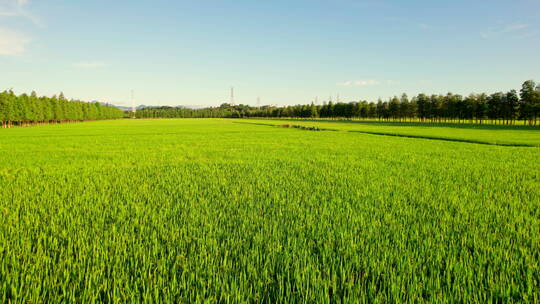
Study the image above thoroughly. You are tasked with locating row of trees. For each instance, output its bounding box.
[0,90,124,128]
[135,80,540,125]
[134,106,234,119]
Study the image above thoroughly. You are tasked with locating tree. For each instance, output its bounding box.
[0,90,123,128]
[429,95,443,122]
[474,94,488,124]
[389,97,400,121]
[520,80,537,125]
[399,94,409,122]
[0,91,9,128]
[463,95,476,123]
[310,103,319,118]
[504,90,519,124]
[416,94,429,121]
[129,80,540,126]
[487,92,503,123]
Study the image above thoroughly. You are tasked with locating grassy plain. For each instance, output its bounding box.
[245,118,540,147]
[0,119,539,303]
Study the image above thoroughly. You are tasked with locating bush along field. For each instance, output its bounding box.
[0,119,538,303]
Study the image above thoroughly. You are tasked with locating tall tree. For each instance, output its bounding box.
[520,80,537,125]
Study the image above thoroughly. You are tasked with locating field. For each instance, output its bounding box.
[0,119,539,303]
[240,119,540,147]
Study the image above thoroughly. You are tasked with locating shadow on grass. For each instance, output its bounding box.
[346,130,535,147]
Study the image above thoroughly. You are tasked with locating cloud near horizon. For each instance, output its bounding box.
[337,80,380,87]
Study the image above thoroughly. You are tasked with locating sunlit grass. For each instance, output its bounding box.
[245,118,540,146]
[0,119,538,303]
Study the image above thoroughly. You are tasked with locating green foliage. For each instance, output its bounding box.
[520,80,540,125]
[0,90,123,127]
[135,81,540,126]
[0,119,538,303]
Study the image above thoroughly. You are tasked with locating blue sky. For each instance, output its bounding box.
[1,0,539,107]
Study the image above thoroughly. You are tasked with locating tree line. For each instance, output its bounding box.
[0,90,124,128]
[136,80,540,125]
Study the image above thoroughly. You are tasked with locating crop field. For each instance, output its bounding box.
[242,119,540,147]
[0,119,539,303]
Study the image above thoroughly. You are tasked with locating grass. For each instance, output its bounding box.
[0,119,539,303]
[244,118,540,147]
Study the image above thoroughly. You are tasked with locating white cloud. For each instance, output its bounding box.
[0,0,41,26]
[72,61,108,69]
[337,80,380,87]
[513,31,538,40]
[481,23,529,39]
[419,23,435,30]
[502,23,528,32]
[0,27,30,55]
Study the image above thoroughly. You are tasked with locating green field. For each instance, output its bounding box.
[1,119,539,303]
[242,119,540,147]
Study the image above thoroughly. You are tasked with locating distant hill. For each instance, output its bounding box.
[113,105,154,111]
[113,104,209,111]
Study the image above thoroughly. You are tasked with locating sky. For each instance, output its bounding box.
[1,0,539,107]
